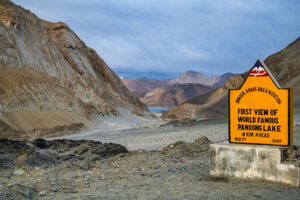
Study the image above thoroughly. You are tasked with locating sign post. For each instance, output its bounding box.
[209,59,299,186]
[229,59,293,146]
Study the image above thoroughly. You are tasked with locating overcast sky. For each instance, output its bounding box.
[13,0,300,79]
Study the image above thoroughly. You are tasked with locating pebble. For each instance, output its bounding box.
[25,189,33,199]
[13,169,25,176]
[39,190,47,196]
[172,158,181,162]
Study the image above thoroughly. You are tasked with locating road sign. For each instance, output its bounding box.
[229,59,293,146]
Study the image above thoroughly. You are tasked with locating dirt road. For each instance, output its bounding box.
[56,120,229,151]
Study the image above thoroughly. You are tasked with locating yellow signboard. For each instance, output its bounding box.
[229,60,293,146]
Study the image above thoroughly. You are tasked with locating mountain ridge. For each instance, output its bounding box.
[162,36,300,120]
[122,71,236,107]
[140,83,214,108]
[0,0,150,139]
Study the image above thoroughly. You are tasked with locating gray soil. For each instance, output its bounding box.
[0,119,299,199]
[58,117,300,150]
[57,120,229,151]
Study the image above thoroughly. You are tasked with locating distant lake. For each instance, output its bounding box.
[148,107,169,113]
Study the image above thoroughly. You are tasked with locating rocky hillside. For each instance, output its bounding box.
[0,0,149,140]
[141,83,214,108]
[163,37,300,120]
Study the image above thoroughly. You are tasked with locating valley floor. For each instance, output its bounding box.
[1,135,300,200]
[57,116,300,150]
[0,118,299,199]
[56,120,228,151]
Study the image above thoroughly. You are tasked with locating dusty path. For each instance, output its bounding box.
[56,121,229,151]
[57,113,300,150]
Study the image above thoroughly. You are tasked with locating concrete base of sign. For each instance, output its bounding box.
[209,143,300,187]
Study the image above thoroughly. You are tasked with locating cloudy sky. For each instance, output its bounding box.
[13,0,300,79]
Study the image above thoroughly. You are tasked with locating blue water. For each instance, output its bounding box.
[148,107,169,113]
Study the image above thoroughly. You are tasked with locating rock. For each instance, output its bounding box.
[38,190,47,196]
[161,137,210,157]
[0,138,129,170]
[31,139,48,149]
[91,143,129,157]
[8,184,35,199]
[13,169,25,176]
[73,146,89,155]
[282,146,300,162]
[172,158,181,162]
[194,136,210,145]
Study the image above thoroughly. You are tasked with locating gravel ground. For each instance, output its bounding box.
[1,118,299,199]
[56,120,229,151]
[57,117,300,150]
[0,136,300,200]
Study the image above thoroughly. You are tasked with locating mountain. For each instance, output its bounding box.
[122,71,235,107]
[168,71,219,85]
[0,0,149,140]
[140,83,214,108]
[162,75,245,119]
[212,72,236,88]
[122,78,169,98]
[163,37,300,120]
[264,37,300,114]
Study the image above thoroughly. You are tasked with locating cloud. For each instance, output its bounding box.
[13,0,300,78]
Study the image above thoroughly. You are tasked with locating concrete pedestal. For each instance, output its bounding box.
[209,143,300,187]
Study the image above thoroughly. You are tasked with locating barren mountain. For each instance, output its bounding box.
[123,72,235,108]
[122,78,169,98]
[212,72,236,88]
[141,83,214,108]
[0,0,149,140]
[168,71,219,85]
[163,37,300,120]
[123,72,235,98]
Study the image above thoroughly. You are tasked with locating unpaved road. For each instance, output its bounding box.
[56,121,229,151]
[57,118,300,151]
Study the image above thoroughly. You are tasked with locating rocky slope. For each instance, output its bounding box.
[0,0,149,139]
[141,83,214,108]
[163,36,300,120]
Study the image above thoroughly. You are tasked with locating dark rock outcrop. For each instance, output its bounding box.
[0,138,129,169]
